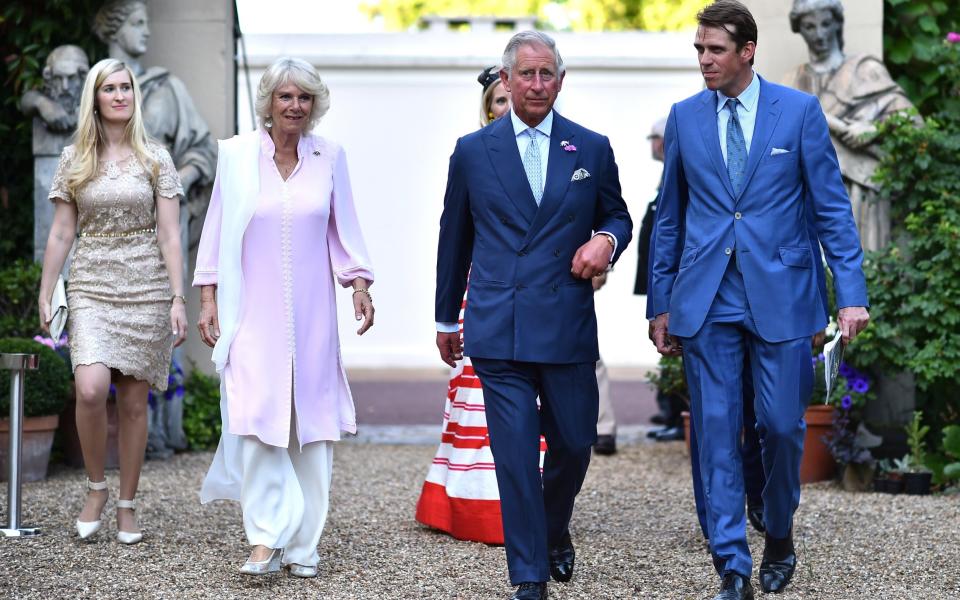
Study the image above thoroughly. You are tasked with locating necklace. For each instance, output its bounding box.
[274,155,297,180]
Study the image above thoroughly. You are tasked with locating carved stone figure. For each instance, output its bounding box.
[94,0,218,457]
[94,0,217,210]
[782,0,917,252]
[21,45,91,263]
[20,45,89,134]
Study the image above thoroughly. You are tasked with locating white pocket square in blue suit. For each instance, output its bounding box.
[770,147,792,155]
[571,168,591,181]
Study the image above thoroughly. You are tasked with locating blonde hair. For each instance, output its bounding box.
[479,65,503,127]
[255,57,330,131]
[66,58,157,197]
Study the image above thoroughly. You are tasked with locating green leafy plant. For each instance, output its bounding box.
[900,410,931,474]
[0,258,42,338]
[937,425,960,483]
[181,366,221,450]
[0,337,70,417]
[646,355,688,405]
[884,0,959,116]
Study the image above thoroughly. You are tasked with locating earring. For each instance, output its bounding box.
[487,111,494,120]
[264,117,273,129]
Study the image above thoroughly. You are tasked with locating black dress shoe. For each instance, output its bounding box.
[747,503,765,533]
[650,413,668,425]
[594,435,617,455]
[646,426,665,439]
[510,582,547,600]
[759,530,797,593]
[548,535,575,583]
[712,573,754,600]
[654,426,685,441]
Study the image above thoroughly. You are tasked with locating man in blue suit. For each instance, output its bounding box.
[435,31,632,600]
[651,2,869,599]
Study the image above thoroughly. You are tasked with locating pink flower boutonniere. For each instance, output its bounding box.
[560,140,577,152]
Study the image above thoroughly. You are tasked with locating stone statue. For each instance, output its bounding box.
[94,0,218,457]
[20,45,89,133]
[782,0,917,252]
[94,0,217,210]
[20,45,91,263]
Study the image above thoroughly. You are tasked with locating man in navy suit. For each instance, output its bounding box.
[651,2,869,599]
[435,31,632,600]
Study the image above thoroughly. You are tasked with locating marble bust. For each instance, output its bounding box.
[20,45,90,134]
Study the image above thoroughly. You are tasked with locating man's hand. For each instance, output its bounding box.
[653,313,682,356]
[647,319,655,344]
[837,306,870,345]
[571,235,613,280]
[436,332,463,368]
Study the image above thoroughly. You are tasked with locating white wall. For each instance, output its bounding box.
[240,31,704,369]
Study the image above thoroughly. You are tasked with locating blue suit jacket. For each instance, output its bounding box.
[436,111,632,363]
[651,77,867,342]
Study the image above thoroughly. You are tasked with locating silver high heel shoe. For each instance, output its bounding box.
[76,479,108,540]
[115,499,143,545]
[286,563,318,578]
[239,547,282,575]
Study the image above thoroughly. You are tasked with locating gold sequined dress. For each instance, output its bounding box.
[48,143,183,390]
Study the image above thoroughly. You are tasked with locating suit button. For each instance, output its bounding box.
[567,215,575,223]
[554,249,561,257]
[552,284,559,292]
[501,217,509,224]
[724,247,732,255]
[734,212,742,220]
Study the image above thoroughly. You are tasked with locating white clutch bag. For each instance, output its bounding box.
[48,275,68,341]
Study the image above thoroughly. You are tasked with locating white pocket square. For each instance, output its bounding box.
[770,147,791,155]
[571,168,591,181]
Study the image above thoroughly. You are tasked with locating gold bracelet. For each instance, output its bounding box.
[171,294,187,304]
[353,288,372,301]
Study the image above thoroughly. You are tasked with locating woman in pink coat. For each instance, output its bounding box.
[193,57,374,578]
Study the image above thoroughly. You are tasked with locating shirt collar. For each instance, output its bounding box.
[716,71,760,114]
[259,126,311,157]
[511,109,553,139]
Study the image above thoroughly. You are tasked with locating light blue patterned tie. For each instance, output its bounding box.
[725,98,747,196]
[522,128,543,204]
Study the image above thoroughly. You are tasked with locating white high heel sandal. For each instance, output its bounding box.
[115,499,143,545]
[76,479,108,540]
[239,547,283,575]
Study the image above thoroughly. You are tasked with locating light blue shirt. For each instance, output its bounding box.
[717,72,760,164]
[511,108,553,194]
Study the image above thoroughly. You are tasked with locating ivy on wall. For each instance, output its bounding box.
[0,1,104,264]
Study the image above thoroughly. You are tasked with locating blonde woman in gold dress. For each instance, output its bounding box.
[38,58,186,544]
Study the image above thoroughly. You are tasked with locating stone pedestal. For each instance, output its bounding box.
[31,118,72,266]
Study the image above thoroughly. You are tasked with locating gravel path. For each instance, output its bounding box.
[1,442,957,599]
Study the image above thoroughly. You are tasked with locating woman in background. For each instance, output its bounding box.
[39,58,186,545]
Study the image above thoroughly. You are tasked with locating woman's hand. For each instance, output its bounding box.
[197,297,220,348]
[38,297,52,335]
[352,289,374,336]
[171,300,187,348]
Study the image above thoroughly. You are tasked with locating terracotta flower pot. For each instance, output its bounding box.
[682,411,691,455]
[0,414,60,482]
[800,404,836,484]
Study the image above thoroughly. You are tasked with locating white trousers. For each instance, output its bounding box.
[596,357,617,436]
[239,416,333,567]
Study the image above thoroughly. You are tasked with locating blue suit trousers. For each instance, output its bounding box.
[680,257,812,578]
[471,358,597,585]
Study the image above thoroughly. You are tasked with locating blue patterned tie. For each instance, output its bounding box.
[522,128,543,204]
[725,98,747,196]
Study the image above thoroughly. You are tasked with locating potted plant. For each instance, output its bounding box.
[873,459,903,494]
[899,411,933,495]
[0,337,71,481]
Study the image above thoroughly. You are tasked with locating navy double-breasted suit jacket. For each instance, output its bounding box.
[435,111,632,364]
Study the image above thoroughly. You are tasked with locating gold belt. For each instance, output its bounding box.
[79,227,156,238]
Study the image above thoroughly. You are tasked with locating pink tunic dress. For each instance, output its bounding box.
[194,129,373,448]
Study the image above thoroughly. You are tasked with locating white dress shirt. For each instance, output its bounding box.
[716,71,760,164]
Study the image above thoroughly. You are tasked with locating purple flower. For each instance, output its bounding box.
[852,378,869,394]
[32,335,56,350]
[838,362,853,377]
[841,395,853,410]
[817,353,825,362]
[563,144,577,152]
[947,32,960,43]
[811,357,818,366]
